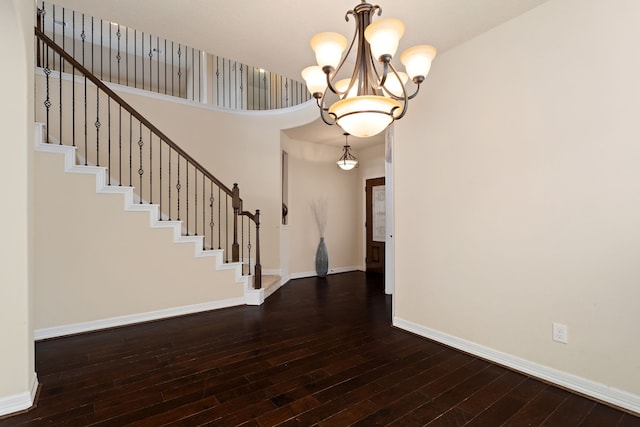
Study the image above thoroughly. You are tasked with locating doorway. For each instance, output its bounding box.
[366,177,385,274]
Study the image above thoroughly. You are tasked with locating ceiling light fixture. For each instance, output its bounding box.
[336,133,358,170]
[302,0,437,138]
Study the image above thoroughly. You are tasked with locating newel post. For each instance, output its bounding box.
[231,183,240,262]
[254,209,262,289]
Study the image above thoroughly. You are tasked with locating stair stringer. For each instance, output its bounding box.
[34,123,265,309]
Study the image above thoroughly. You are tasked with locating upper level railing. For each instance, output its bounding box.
[35,27,262,288]
[37,1,311,110]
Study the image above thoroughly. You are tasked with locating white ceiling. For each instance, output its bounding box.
[53,0,548,147]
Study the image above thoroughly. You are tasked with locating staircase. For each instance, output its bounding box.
[33,25,282,339]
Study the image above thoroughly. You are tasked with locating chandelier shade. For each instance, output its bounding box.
[302,0,437,138]
[329,96,400,138]
[364,18,405,60]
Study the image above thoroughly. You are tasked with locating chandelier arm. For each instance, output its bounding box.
[406,83,421,100]
[325,15,360,97]
[319,99,337,125]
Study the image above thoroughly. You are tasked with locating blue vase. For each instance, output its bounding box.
[315,237,328,277]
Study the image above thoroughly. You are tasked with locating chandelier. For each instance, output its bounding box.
[301,0,437,138]
[336,133,358,170]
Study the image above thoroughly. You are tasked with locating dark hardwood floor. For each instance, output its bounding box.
[3,272,638,426]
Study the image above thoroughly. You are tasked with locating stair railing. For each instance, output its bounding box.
[35,27,262,288]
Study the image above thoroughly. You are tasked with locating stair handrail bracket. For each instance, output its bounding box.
[35,26,262,289]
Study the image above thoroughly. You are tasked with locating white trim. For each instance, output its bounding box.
[0,374,38,417]
[393,317,640,415]
[35,298,245,341]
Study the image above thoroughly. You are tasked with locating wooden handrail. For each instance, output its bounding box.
[35,27,233,197]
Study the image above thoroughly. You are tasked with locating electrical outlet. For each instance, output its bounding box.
[552,322,568,344]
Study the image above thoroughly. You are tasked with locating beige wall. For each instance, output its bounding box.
[0,0,36,408]
[282,135,361,276]
[114,89,317,270]
[34,150,244,330]
[395,0,640,398]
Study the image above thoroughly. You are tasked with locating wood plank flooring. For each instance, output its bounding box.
[2,272,638,426]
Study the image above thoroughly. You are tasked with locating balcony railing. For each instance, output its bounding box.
[37,1,311,110]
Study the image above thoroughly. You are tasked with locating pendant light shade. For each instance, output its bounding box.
[337,133,358,170]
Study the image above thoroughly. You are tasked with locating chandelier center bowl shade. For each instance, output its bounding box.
[302,0,437,138]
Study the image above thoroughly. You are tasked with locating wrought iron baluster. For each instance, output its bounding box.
[176,154,181,221]
[142,31,145,90]
[168,148,172,220]
[186,162,189,235]
[83,74,87,164]
[148,34,152,93]
[164,39,167,95]
[225,195,229,261]
[126,27,129,87]
[91,16,94,74]
[108,98,111,184]
[209,182,214,250]
[248,217,253,277]
[202,174,205,245]
[149,128,152,203]
[159,138,162,219]
[118,105,122,185]
[195,168,198,236]
[191,47,195,101]
[116,25,121,84]
[100,18,103,80]
[72,61,75,147]
[215,56,220,107]
[240,64,245,110]
[177,44,182,98]
[96,87,101,166]
[44,45,50,143]
[51,5,55,70]
[138,124,144,204]
[242,215,245,269]
[108,19,111,83]
[171,41,174,97]
[129,114,132,186]
[156,36,160,94]
[58,47,62,144]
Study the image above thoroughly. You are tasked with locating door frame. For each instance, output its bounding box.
[360,126,395,295]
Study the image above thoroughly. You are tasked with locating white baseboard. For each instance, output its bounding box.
[35,298,245,340]
[0,374,38,417]
[393,317,640,415]
[289,266,360,281]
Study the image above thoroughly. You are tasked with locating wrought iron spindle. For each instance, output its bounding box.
[44,46,50,143]
[159,138,162,219]
[176,154,181,221]
[116,25,121,84]
[138,124,144,203]
[149,128,152,203]
[185,162,189,234]
[83,75,87,165]
[107,98,111,184]
[129,114,132,186]
[209,182,214,250]
[96,87,100,166]
[177,45,182,98]
[118,105,122,184]
[168,147,172,220]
